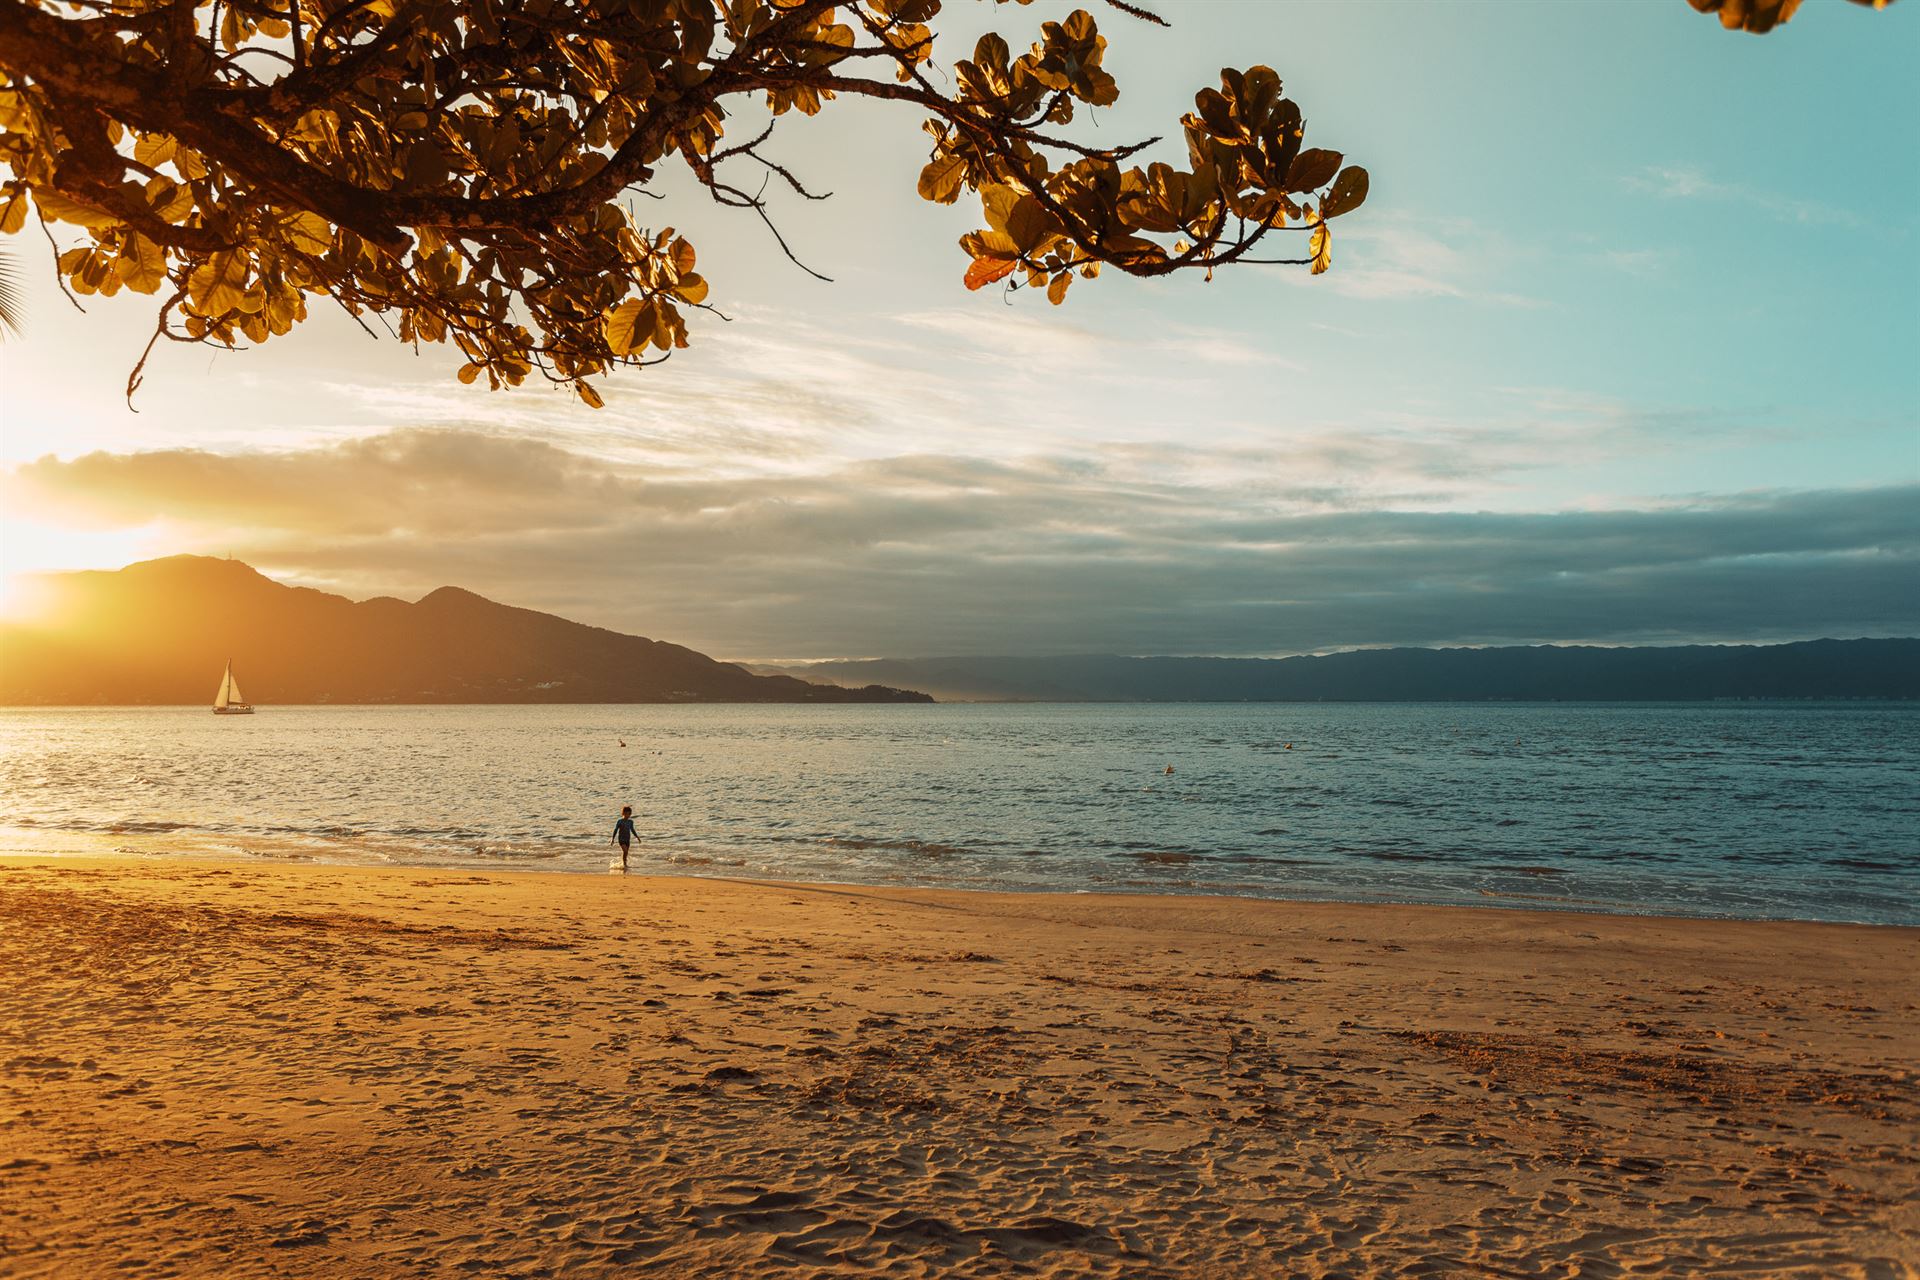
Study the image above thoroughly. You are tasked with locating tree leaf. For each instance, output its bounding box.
[1285,149,1342,192]
[603,298,652,356]
[1321,166,1369,218]
[0,190,28,235]
[1308,221,1332,275]
[186,252,250,314]
[1193,87,1238,139]
[917,154,968,204]
[146,177,194,223]
[281,211,334,255]
[965,256,1017,290]
[34,190,122,230]
[673,272,709,305]
[961,33,1013,100]
[1003,195,1053,254]
[115,234,168,293]
[982,185,1054,254]
[133,134,177,169]
[1240,65,1281,117]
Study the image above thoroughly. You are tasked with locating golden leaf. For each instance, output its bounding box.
[917,155,967,205]
[965,256,1017,290]
[1193,88,1237,139]
[981,185,1053,254]
[34,190,122,231]
[133,134,177,169]
[187,252,251,315]
[281,211,334,255]
[145,177,194,223]
[603,298,652,356]
[673,272,709,305]
[115,235,168,293]
[171,147,210,181]
[649,298,677,350]
[1285,149,1342,193]
[1321,167,1369,219]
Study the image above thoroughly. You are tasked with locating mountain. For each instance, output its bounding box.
[753,641,1920,703]
[0,557,931,705]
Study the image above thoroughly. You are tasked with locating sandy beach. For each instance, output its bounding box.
[0,856,1914,1278]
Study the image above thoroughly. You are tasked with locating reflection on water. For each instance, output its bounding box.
[0,703,1914,924]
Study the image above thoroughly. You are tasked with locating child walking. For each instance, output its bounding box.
[610,805,638,871]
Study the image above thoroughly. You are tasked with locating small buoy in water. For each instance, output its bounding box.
[618,739,626,747]
[1164,764,1175,775]
[1284,743,1293,750]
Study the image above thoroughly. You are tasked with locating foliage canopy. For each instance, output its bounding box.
[0,0,1896,383]
[0,0,1373,402]
[1688,0,1892,35]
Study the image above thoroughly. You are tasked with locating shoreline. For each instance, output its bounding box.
[15,847,1920,931]
[6,698,1918,708]
[3,853,1915,1277]
[3,832,1915,930]
[7,850,1917,935]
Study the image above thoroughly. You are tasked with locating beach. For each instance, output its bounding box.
[1,856,1914,1278]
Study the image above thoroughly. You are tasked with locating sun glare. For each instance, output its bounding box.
[0,570,48,622]
[0,519,163,621]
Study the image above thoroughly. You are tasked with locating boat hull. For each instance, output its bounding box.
[212,705,255,715]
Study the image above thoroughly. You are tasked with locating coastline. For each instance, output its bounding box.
[2,854,1915,1277]
[2,826,1914,929]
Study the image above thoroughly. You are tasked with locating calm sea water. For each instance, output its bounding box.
[0,704,1914,924]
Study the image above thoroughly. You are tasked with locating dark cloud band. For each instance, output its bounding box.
[9,430,1916,658]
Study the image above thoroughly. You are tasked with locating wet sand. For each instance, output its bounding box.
[1,855,1915,1278]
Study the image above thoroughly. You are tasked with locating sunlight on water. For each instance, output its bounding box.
[0,703,1914,924]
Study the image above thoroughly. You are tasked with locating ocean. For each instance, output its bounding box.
[1,703,1914,925]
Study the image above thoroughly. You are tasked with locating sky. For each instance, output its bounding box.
[2,0,1916,660]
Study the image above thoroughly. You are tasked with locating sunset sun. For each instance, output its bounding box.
[0,520,165,619]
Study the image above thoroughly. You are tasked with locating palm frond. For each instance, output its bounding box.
[0,249,21,339]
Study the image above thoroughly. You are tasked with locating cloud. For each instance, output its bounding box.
[8,431,1915,659]
[1601,248,1668,278]
[7,431,626,536]
[1623,165,1861,227]
[260,299,1313,495]
[1267,219,1543,308]
[896,309,1299,372]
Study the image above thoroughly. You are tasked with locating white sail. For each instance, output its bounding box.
[212,660,254,713]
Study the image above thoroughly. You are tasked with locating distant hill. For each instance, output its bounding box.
[0,557,931,705]
[754,641,1920,703]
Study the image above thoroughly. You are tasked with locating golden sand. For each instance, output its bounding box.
[1,856,1914,1277]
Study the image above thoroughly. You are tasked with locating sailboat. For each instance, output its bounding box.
[212,660,255,715]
